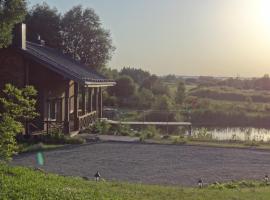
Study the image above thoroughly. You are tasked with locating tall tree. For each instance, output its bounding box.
[26,3,61,48]
[175,81,186,104]
[0,0,26,48]
[109,75,136,98]
[61,5,115,70]
[120,67,151,85]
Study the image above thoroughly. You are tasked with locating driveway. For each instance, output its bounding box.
[12,142,270,186]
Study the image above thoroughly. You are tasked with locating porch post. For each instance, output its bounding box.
[64,80,70,134]
[98,87,103,118]
[95,87,99,116]
[74,82,79,130]
[82,86,86,115]
[88,88,93,112]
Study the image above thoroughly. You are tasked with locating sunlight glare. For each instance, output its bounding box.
[260,0,270,26]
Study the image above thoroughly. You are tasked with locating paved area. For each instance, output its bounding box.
[12,142,270,186]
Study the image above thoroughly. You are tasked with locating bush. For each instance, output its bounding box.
[63,137,85,144]
[0,116,23,162]
[110,124,131,136]
[140,126,160,139]
[16,131,85,145]
[90,120,111,135]
[0,84,38,162]
[172,136,187,144]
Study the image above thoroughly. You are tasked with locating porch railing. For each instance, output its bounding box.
[78,111,97,130]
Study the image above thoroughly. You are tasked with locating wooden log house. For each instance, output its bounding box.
[0,23,115,134]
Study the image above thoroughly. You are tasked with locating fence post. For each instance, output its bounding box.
[143,110,145,124]
[166,111,169,135]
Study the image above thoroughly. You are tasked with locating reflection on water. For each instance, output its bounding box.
[191,127,270,142]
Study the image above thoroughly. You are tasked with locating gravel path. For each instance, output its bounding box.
[12,142,270,186]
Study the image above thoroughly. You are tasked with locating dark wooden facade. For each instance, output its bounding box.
[0,24,115,134]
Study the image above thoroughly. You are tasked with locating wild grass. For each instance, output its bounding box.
[2,165,270,200]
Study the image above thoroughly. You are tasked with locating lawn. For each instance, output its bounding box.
[1,165,270,200]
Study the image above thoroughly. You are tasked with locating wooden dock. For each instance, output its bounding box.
[105,119,192,126]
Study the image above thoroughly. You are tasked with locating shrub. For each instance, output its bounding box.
[63,137,85,144]
[110,124,131,136]
[0,116,23,162]
[140,126,160,139]
[172,136,187,144]
[90,120,111,135]
[0,84,38,162]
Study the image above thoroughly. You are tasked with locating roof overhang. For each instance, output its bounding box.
[84,81,116,87]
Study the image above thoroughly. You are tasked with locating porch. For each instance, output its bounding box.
[44,81,106,134]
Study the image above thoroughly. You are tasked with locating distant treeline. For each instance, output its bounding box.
[190,110,270,128]
[184,96,270,128]
[189,87,270,103]
[183,74,270,91]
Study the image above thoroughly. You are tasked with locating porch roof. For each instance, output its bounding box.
[20,41,115,86]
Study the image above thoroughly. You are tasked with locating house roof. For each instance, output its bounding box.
[19,41,115,86]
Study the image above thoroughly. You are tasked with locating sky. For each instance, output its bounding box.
[28,0,270,77]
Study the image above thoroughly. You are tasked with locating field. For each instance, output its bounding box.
[12,142,270,186]
[2,164,270,200]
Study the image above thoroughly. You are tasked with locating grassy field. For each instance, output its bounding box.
[2,165,270,200]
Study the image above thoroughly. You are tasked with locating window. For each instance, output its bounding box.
[48,100,57,120]
[48,99,62,121]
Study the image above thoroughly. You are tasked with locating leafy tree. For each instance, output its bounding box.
[137,88,154,109]
[141,75,158,90]
[0,84,38,162]
[120,67,151,85]
[145,96,177,124]
[141,75,169,96]
[100,67,119,79]
[0,0,26,48]
[61,5,115,69]
[175,81,186,104]
[26,2,61,48]
[0,84,38,121]
[152,95,174,111]
[109,75,136,98]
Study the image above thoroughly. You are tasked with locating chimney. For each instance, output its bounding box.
[13,23,26,50]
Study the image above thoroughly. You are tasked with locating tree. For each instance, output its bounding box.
[61,5,115,70]
[26,3,61,48]
[141,75,158,90]
[175,81,186,104]
[109,75,136,98]
[120,67,151,85]
[0,0,26,48]
[141,75,169,96]
[137,88,154,109]
[0,84,38,162]
[0,84,38,122]
[152,95,174,111]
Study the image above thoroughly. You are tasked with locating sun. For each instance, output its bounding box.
[260,0,270,26]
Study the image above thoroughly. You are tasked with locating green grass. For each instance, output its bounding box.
[143,135,270,150]
[1,165,270,200]
[18,143,64,153]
